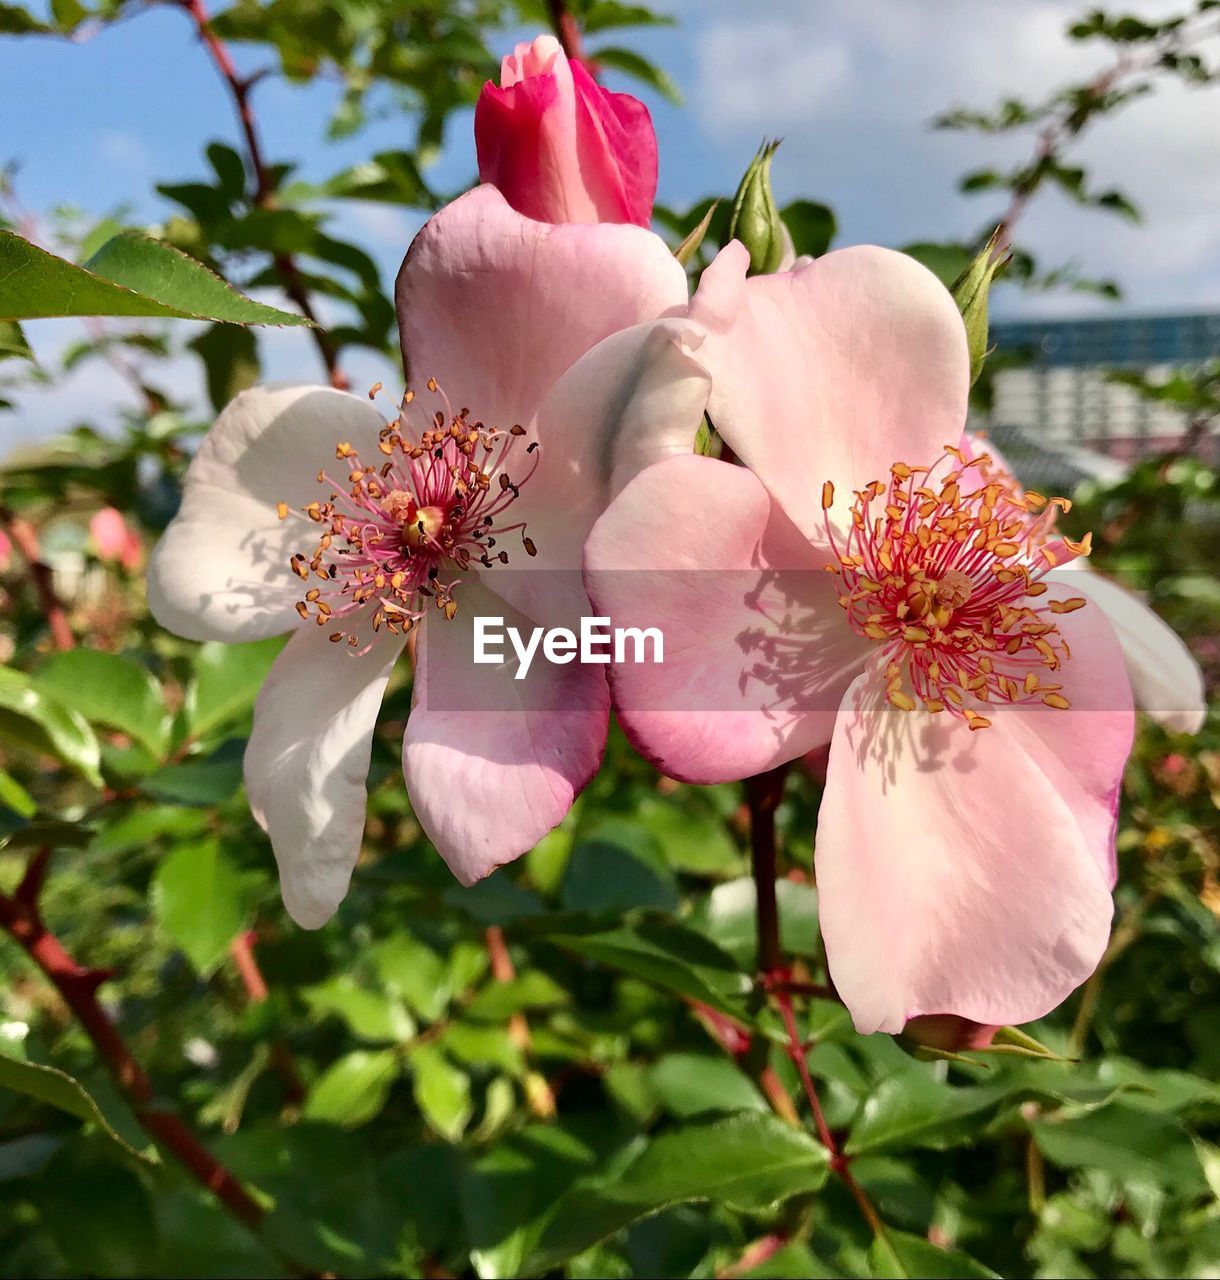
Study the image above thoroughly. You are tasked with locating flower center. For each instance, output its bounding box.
[281,380,539,652]
[822,445,1090,729]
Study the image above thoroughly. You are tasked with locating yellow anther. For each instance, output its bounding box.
[821,481,834,510]
[277,502,289,520]
[1049,597,1087,614]
[887,689,917,712]
[1042,692,1071,710]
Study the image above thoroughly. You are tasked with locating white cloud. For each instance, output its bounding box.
[685,0,1220,314]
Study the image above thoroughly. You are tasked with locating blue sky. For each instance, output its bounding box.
[3,0,1219,445]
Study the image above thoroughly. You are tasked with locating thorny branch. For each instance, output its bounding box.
[0,507,74,651]
[740,766,890,1245]
[0,851,281,1240]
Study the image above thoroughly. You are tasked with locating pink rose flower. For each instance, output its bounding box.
[90,507,142,571]
[475,34,657,227]
[148,186,704,927]
[585,241,1137,1034]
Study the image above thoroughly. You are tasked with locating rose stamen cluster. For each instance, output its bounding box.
[822,444,1091,729]
[282,380,539,652]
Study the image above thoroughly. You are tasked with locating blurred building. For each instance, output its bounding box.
[982,313,1220,490]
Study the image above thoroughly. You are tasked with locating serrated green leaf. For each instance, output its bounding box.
[34,649,168,758]
[553,916,752,1019]
[151,840,248,975]
[869,1228,1000,1279]
[304,1050,399,1129]
[0,230,309,325]
[0,667,102,787]
[0,1055,151,1164]
[526,1113,829,1271]
[410,1043,471,1142]
[187,636,284,740]
[0,318,33,362]
[591,46,681,103]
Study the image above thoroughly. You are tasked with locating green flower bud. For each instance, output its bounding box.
[728,139,787,277]
[951,234,1010,386]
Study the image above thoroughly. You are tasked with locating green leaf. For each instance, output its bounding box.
[187,636,285,740]
[189,322,260,412]
[1031,1105,1209,1192]
[782,199,837,259]
[409,1043,471,1141]
[553,916,752,1018]
[0,229,310,325]
[0,318,33,362]
[465,971,570,1021]
[304,1050,399,1129]
[583,2,676,33]
[34,1146,159,1278]
[150,840,248,975]
[591,46,681,103]
[869,1229,1000,1279]
[140,747,244,806]
[302,975,415,1043]
[647,1052,768,1119]
[847,1071,1004,1156]
[526,1113,829,1271]
[688,876,820,968]
[0,3,50,33]
[901,241,973,289]
[34,649,168,758]
[0,667,102,788]
[635,796,740,874]
[950,234,1008,386]
[0,1056,150,1163]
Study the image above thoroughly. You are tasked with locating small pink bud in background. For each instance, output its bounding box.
[903,1015,1000,1052]
[475,34,657,227]
[90,507,142,571]
[0,528,11,572]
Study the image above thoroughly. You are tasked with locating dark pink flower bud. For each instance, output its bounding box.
[475,34,657,227]
[90,507,142,571]
[903,1015,1000,1051]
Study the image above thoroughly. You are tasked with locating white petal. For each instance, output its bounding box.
[493,317,711,630]
[148,385,386,642]
[1071,566,1206,734]
[245,624,404,927]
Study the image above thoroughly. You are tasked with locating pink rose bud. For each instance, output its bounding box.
[0,528,11,572]
[475,34,658,227]
[903,1015,1000,1052]
[90,507,142,571]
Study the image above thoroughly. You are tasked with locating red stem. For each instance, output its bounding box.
[544,0,587,64]
[0,508,74,650]
[0,854,266,1231]
[179,0,348,390]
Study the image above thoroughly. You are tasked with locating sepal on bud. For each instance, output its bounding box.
[898,1016,1071,1065]
[728,139,787,277]
[951,232,1009,386]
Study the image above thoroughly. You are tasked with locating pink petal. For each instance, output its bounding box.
[688,242,971,539]
[816,613,1132,1032]
[403,577,609,885]
[148,385,386,643]
[584,454,868,783]
[394,185,687,430]
[245,625,405,928]
[496,316,711,631]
